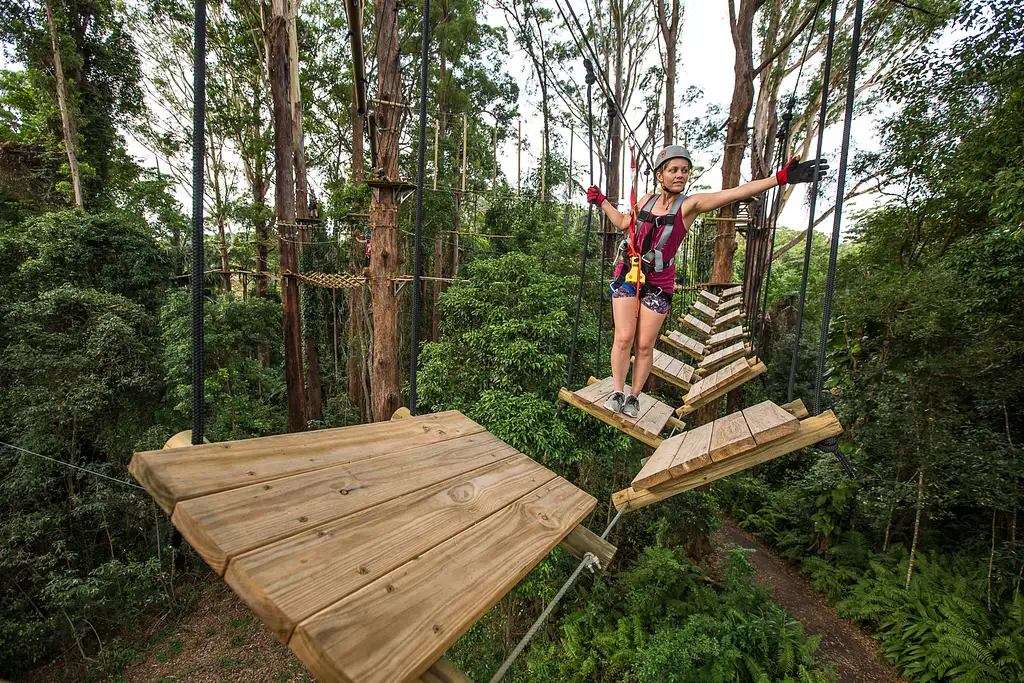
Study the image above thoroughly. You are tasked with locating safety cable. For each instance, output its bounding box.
[596,98,615,375]
[1,441,145,490]
[488,504,628,683]
[566,60,599,391]
[788,0,840,403]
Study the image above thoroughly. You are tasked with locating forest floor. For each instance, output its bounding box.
[23,523,905,683]
[713,518,905,683]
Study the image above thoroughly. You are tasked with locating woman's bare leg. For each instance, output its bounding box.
[629,303,669,395]
[610,296,638,393]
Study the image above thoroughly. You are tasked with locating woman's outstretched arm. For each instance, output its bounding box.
[587,187,650,230]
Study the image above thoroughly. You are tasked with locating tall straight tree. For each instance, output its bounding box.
[368,0,404,421]
[42,0,83,208]
[269,0,307,431]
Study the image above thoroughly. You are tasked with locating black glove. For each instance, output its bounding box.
[777,156,829,185]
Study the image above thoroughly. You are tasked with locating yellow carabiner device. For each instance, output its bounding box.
[625,255,645,288]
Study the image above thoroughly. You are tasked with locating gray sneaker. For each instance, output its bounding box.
[603,391,626,413]
[621,394,641,418]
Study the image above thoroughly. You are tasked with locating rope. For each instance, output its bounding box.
[488,503,628,683]
[788,0,840,403]
[409,0,431,415]
[288,271,367,289]
[191,0,206,446]
[1,442,145,490]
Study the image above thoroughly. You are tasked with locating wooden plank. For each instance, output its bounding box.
[680,314,712,337]
[574,376,616,403]
[713,309,743,329]
[691,300,717,320]
[632,433,685,489]
[717,296,742,313]
[677,362,695,384]
[290,477,596,683]
[678,361,767,416]
[661,331,705,359]
[632,400,676,446]
[130,411,484,514]
[707,325,745,348]
[420,658,474,683]
[174,432,519,574]
[699,290,720,305]
[722,286,742,298]
[612,411,844,511]
[558,524,617,570]
[742,400,801,445]
[666,422,714,478]
[699,341,747,372]
[224,453,552,640]
[708,412,756,462]
[558,388,663,448]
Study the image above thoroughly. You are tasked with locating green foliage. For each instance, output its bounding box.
[518,547,833,683]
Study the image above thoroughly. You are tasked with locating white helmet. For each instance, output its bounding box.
[653,145,693,173]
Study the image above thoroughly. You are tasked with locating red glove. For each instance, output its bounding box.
[587,186,607,206]
[777,156,829,186]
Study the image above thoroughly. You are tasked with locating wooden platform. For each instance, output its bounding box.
[680,314,712,337]
[559,377,678,447]
[130,412,600,683]
[660,331,706,360]
[678,357,768,416]
[614,405,843,511]
[634,349,696,389]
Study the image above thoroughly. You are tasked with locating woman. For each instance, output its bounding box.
[586,145,827,417]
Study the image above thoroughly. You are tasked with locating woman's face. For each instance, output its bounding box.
[657,158,691,193]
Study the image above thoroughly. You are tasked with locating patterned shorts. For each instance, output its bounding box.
[610,282,672,315]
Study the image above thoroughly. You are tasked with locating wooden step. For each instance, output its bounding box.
[691,300,717,321]
[680,314,712,337]
[634,349,696,389]
[559,377,674,448]
[717,296,742,313]
[678,358,768,416]
[699,290,720,305]
[713,309,743,330]
[698,341,749,374]
[707,325,746,348]
[722,285,742,298]
[617,407,842,510]
[659,331,706,360]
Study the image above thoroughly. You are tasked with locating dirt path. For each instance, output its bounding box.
[714,519,904,683]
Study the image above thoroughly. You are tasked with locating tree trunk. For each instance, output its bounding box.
[347,79,366,420]
[44,0,84,208]
[905,470,925,589]
[714,0,762,284]
[269,0,307,432]
[368,0,403,421]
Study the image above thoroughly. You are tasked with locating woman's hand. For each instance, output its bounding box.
[776,156,829,185]
[587,186,607,206]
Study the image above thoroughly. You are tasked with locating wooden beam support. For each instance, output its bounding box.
[558,524,617,570]
[419,657,474,683]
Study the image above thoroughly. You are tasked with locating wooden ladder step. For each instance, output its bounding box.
[680,314,713,337]
[660,331,706,360]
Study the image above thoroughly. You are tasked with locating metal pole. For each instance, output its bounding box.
[517,119,521,194]
[191,0,206,445]
[409,0,431,414]
[433,118,438,191]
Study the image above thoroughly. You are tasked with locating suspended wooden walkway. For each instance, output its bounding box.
[678,357,767,416]
[558,377,683,447]
[613,401,843,511]
[130,411,615,683]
